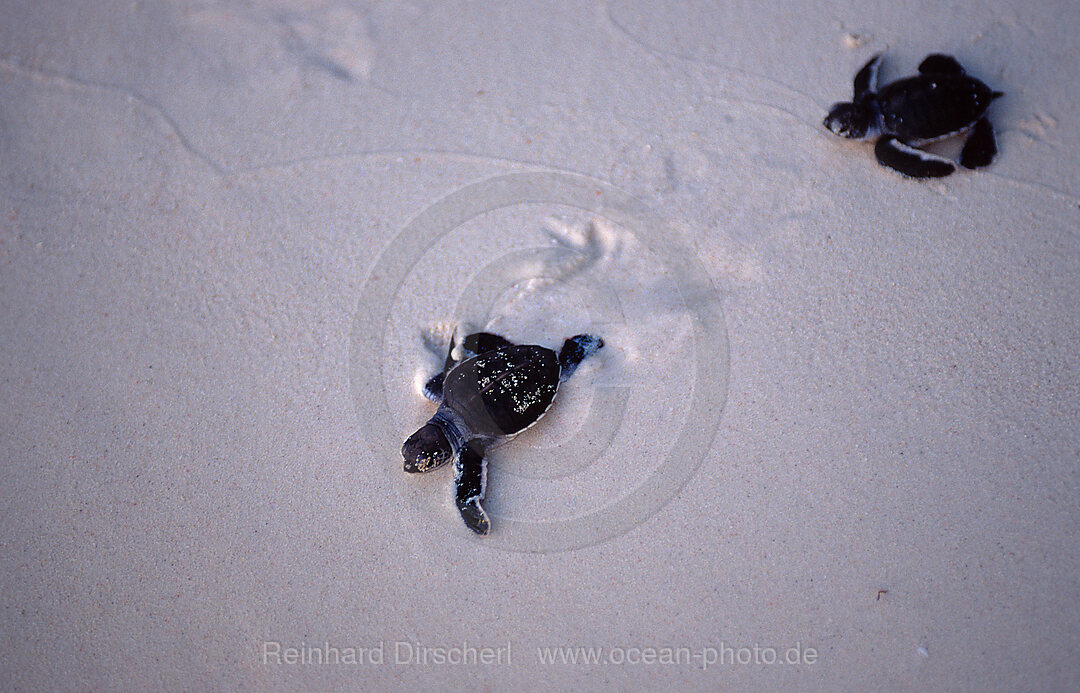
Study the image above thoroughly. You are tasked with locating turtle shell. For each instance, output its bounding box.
[877,74,997,142]
[442,345,561,437]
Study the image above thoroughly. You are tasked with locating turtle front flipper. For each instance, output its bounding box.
[959,117,998,169]
[454,441,490,535]
[460,332,514,359]
[424,332,515,402]
[853,53,882,100]
[918,54,965,75]
[422,333,459,402]
[423,372,446,402]
[874,136,956,178]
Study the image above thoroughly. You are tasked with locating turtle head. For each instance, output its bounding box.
[824,101,873,139]
[402,423,453,473]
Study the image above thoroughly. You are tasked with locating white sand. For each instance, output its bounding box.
[2,1,1078,690]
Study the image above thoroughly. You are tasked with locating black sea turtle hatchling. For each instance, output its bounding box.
[402,331,604,535]
[824,53,1003,178]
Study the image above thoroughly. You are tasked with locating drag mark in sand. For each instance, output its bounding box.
[0,55,225,176]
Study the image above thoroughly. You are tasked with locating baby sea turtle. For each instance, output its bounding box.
[402,331,604,535]
[824,53,1003,178]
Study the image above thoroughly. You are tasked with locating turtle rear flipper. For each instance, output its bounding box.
[454,442,489,535]
[918,54,966,75]
[875,136,956,178]
[960,117,998,169]
[558,334,605,381]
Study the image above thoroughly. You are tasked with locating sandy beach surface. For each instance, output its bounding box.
[2,1,1078,690]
